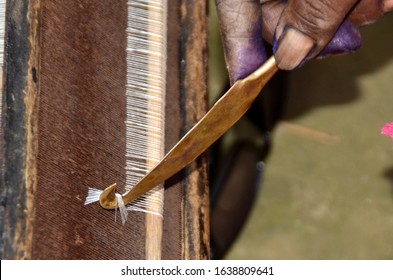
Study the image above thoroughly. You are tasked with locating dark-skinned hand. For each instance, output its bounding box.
[216,0,393,83]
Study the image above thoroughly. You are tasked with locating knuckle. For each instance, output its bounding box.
[292,0,340,36]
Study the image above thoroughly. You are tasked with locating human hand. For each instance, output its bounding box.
[216,0,393,82]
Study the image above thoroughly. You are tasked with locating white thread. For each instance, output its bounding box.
[85,188,128,224]
[84,188,103,205]
[84,0,167,222]
[115,193,128,225]
[124,0,167,218]
[0,1,6,151]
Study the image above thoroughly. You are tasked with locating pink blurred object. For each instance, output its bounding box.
[381,123,393,139]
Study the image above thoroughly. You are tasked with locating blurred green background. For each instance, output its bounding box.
[209,1,393,259]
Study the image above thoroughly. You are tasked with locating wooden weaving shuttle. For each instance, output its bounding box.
[99,56,279,209]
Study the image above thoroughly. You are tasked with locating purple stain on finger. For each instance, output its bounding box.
[225,16,268,83]
[318,20,362,58]
[229,37,268,83]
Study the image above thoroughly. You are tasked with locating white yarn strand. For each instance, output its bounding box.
[84,188,128,225]
[124,0,166,217]
[84,0,167,223]
[115,193,128,225]
[0,1,6,150]
[84,188,103,205]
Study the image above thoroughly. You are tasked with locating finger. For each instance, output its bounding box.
[261,1,361,64]
[273,0,359,70]
[215,0,267,83]
[318,20,361,58]
[261,0,286,44]
[349,0,393,25]
[323,0,393,57]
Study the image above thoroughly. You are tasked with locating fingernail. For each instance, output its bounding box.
[384,0,393,12]
[274,28,314,70]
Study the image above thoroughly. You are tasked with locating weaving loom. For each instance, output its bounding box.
[0,0,209,259]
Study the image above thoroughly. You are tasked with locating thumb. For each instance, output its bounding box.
[273,0,359,70]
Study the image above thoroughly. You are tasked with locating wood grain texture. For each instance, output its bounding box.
[0,0,40,259]
[180,0,210,260]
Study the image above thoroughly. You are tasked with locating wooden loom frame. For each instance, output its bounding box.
[0,0,209,259]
